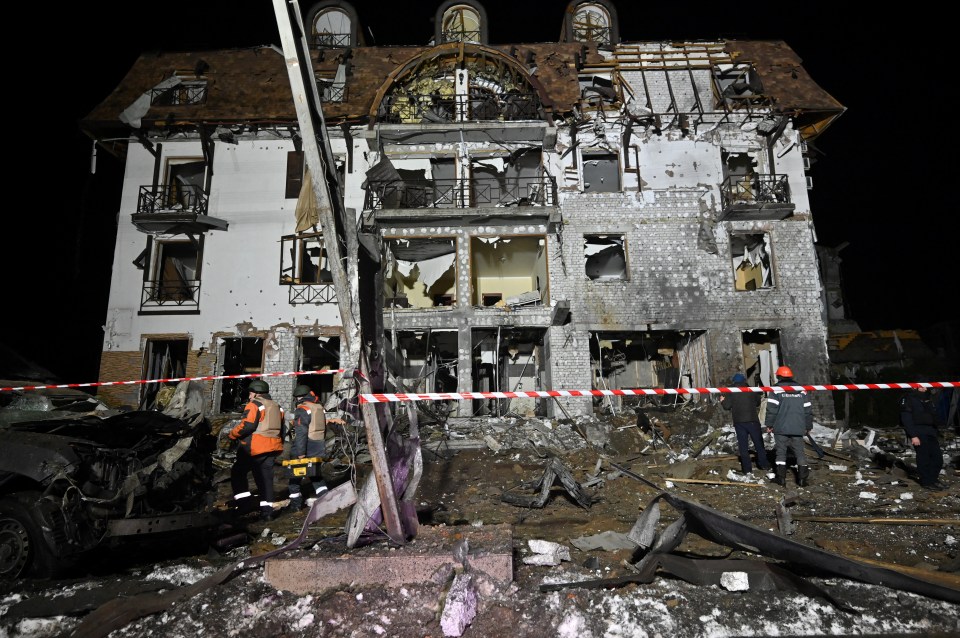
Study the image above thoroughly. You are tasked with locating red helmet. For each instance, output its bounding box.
[775,366,793,378]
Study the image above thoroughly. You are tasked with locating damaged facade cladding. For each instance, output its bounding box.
[80,0,845,421]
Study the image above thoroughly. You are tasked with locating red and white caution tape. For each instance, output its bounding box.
[0,369,346,393]
[359,382,960,404]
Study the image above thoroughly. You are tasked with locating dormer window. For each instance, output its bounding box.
[150,71,207,106]
[441,4,481,43]
[313,7,352,48]
[572,3,611,45]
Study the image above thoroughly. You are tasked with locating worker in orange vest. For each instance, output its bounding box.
[229,379,285,521]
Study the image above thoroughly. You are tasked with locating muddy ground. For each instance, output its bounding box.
[3,400,960,637]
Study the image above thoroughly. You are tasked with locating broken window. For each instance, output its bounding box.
[295,335,340,405]
[590,330,709,412]
[139,338,189,410]
[470,236,547,307]
[441,4,481,43]
[584,234,627,280]
[216,337,263,413]
[714,63,765,110]
[142,236,202,309]
[386,329,459,395]
[572,4,612,45]
[740,329,782,387]
[384,237,457,309]
[280,232,332,285]
[162,158,206,211]
[150,71,207,106]
[731,232,774,291]
[582,153,620,192]
[312,6,352,47]
[721,149,760,203]
[472,327,546,417]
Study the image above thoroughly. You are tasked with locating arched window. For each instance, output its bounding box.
[313,7,352,48]
[441,5,482,43]
[572,3,611,45]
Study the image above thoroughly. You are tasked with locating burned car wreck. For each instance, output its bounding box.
[0,410,224,580]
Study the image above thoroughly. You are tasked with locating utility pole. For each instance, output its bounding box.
[271,0,404,544]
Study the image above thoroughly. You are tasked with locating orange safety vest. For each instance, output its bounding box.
[234,397,284,456]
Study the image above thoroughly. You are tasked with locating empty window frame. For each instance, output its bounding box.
[140,338,189,410]
[740,329,781,387]
[280,232,332,285]
[441,4,481,43]
[584,234,627,280]
[144,236,202,307]
[572,3,612,44]
[582,153,620,192]
[286,151,304,199]
[384,237,458,309]
[731,232,774,291]
[295,335,341,404]
[216,337,264,413]
[470,236,548,306]
[312,7,352,47]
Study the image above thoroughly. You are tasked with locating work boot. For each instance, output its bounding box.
[773,465,787,486]
[285,496,303,512]
[260,505,276,522]
[797,465,810,487]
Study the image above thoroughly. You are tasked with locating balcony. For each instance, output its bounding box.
[377,92,541,124]
[132,184,228,234]
[719,174,795,221]
[364,176,557,211]
[141,280,200,313]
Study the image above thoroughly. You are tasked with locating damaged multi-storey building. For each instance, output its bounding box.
[79,0,845,422]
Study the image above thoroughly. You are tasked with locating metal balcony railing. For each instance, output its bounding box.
[573,25,612,45]
[365,176,557,210]
[137,184,209,216]
[289,284,336,305]
[720,174,790,209]
[441,28,481,43]
[319,83,347,102]
[314,32,350,48]
[141,280,200,310]
[150,83,207,106]
[377,92,540,123]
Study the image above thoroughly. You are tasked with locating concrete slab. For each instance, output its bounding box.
[264,524,513,594]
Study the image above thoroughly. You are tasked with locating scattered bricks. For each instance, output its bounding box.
[264,524,512,594]
[440,573,478,637]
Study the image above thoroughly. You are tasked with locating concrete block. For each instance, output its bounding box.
[264,524,513,594]
[440,573,477,637]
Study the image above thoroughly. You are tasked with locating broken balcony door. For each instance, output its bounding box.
[472,328,546,418]
[295,335,341,405]
[741,329,781,386]
[140,338,189,410]
[383,237,457,308]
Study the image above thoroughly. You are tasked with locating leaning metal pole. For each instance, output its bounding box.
[272,0,404,544]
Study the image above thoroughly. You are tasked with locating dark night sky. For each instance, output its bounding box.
[8,1,955,385]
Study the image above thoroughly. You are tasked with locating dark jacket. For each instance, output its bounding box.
[900,390,942,437]
[720,386,762,423]
[291,395,327,458]
[764,380,813,436]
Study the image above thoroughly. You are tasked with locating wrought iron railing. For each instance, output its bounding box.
[441,28,481,43]
[137,184,209,216]
[289,284,337,305]
[141,280,200,310]
[573,25,612,45]
[365,176,557,210]
[314,32,350,48]
[720,174,790,209]
[319,83,347,102]
[150,83,207,106]
[377,91,540,123]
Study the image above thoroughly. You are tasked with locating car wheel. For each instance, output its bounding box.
[0,493,57,580]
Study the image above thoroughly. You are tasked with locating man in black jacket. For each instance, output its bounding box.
[764,366,813,486]
[721,373,770,475]
[900,384,945,490]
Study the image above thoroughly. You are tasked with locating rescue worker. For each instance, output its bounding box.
[229,379,285,521]
[764,366,813,487]
[900,383,945,490]
[285,384,329,511]
[720,372,770,475]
